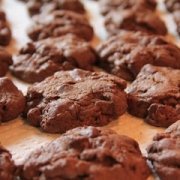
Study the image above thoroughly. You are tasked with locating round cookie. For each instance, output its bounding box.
[97,31,180,81]
[11,34,97,83]
[28,10,94,41]
[24,69,127,133]
[0,145,15,180]
[19,0,85,16]
[0,10,11,46]
[99,0,156,15]
[147,120,180,180]
[18,126,150,180]
[126,64,180,127]
[0,77,25,122]
[104,8,167,36]
[0,47,12,77]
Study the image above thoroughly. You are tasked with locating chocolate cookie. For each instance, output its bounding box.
[127,64,180,127]
[164,0,180,12]
[0,77,25,122]
[24,69,127,133]
[147,120,180,180]
[11,34,97,83]
[20,0,85,16]
[0,10,11,46]
[19,126,150,180]
[0,47,12,77]
[99,0,156,15]
[0,145,15,180]
[97,31,180,81]
[104,8,167,36]
[28,10,93,41]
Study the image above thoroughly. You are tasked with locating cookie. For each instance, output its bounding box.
[28,10,94,41]
[147,120,180,180]
[97,31,180,81]
[0,47,12,77]
[11,34,97,83]
[164,0,180,12]
[0,77,25,122]
[104,8,167,36]
[127,64,180,127]
[0,145,15,180]
[24,69,127,133]
[0,10,11,46]
[18,126,150,180]
[99,0,156,15]
[20,0,85,16]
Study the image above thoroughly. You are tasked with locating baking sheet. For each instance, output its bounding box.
[0,0,178,170]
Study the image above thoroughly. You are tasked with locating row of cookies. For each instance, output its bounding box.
[0,1,179,132]
[0,0,179,179]
[1,120,179,179]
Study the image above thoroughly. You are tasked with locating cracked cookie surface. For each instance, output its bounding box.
[24,69,127,133]
[28,10,94,41]
[19,126,150,180]
[147,120,180,180]
[11,34,97,83]
[97,31,180,81]
[99,0,156,15]
[104,8,167,36]
[126,64,180,127]
[19,0,85,16]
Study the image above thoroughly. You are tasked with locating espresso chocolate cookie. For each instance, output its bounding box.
[0,145,15,180]
[105,8,167,36]
[97,31,180,81]
[28,10,93,41]
[127,64,180,127]
[147,120,180,180]
[0,77,25,122]
[19,126,150,180]
[24,69,127,133]
[11,34,97,83]
[0,47,12,77]
[20,0,85,16]
[0,11,11,46]
[99,0,156,15]
[164,0,180,12]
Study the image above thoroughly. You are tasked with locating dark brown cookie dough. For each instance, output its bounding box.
[147,120,180,180]
[0,145,15,180]
[97,31,180,81]
[19,126,150,180]
[11,34,97,83]
[0,47,12,77]
[0,10,11,46]
[0,77,25,122]
[28,10,94,41]
[164,0,180,12]
[99,0,156,15]
[20,0,85,16]
[104,8,167,36]
[24,69,127,133]
[127,64,180,127]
